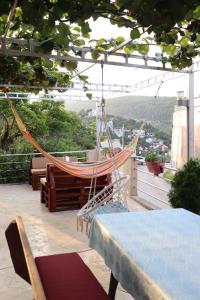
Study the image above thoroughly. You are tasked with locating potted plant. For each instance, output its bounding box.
[102,147,112,158]
[169,159,200,214]
[102,147,121,158]
[145,151,165,176]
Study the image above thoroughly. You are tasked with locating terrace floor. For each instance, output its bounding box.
[0,183,146,300]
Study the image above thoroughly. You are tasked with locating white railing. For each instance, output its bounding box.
[0,150,88,183]
[136,164,172,208]
[137,167,170,208]
[1,152,175,209]
[124,157,175,209]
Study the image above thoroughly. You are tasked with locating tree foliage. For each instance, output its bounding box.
[0,99,96,153]
[0,0,200,91]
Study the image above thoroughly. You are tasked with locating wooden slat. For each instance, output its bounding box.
[16,217,46,300]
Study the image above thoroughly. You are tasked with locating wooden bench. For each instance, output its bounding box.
[5,216,111,300]
[29,157,65,190]
[40,165,111,212]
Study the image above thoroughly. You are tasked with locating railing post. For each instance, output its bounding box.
[123,156,137,196]
[86,149,99,162]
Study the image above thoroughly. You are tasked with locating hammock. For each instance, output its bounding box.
[77,175,130,233]
[9,100,141,179]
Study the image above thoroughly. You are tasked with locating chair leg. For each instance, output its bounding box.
[108,272,118,300]
[32,174,38,190]
[49,189,56,212]
[40,185,44,203]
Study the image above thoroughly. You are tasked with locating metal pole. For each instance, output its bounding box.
[96,102,101,150]
[189,65,195,158]
[186,105,190,161]
[122,124,125,148]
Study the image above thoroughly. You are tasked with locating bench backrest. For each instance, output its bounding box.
[32,157,50,169]
[65,156,78,162]
[5,217,46,300]
[31,157,65,169]
[47,164,111,189]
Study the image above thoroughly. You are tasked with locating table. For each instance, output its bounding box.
[89,208,200,300]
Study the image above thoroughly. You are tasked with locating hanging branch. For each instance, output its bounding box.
[0,111,10,150]
[2,0,18,51]
[0,110,20,151]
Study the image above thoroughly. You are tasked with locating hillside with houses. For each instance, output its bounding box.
[79,109,170,159]
[67,95,176,134]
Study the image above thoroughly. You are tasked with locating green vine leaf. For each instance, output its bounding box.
[193,6,200,20]
[136,44,149,55]
[130,28,140,40]
[91,50,100,60]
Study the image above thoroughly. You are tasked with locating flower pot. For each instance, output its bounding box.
[105,148,121,159]
[105,151,114,158]
[146,161,164,176]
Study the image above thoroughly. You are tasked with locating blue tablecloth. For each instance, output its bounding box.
[89,208,200,300]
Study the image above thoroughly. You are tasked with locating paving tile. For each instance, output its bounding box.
[0,267,32,300]
[0,183,145,299]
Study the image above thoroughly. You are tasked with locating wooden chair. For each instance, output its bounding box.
[5,216,111,300]
[29,157,65,190]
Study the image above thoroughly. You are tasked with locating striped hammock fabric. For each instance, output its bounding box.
[9,100,141,178]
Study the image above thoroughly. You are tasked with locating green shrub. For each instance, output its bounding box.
[163,170,174,182]
[169,159,200,214]
[145,151,159,162]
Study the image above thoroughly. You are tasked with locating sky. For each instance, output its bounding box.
[72,18,200,100]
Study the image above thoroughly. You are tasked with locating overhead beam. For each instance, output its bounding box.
[0,37,189,73]
[130,60,199,92]
[0,81,131,93]
[0,92,100,102]
[131,71,187,92]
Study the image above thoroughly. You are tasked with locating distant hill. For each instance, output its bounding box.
[66,95,176,134]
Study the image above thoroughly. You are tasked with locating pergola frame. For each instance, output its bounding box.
[0,92,100,102]
[0,37,189,73]
[0,81,131,93]
[0,37,195,159]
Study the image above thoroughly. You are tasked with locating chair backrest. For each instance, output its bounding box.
[47,165,77,188]
[47,164,111,189]
[31,157,49,169]
[5,217,46,300]
[65,156,78,162]
[32,157,65,169]
[5,220,30,283]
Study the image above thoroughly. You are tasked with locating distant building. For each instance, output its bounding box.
[133,129,145,138]
[88,109,97,117]
[161,145,168,151]
[171,106,200,168]
[113,128,123,138]
[101,139,121,149]
[146,137,153,144]
[107,120,114,130]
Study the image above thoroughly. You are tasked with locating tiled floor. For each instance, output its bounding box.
[0,183,146,300]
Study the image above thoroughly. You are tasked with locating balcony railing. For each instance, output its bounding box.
[137,167,171,208]
[0,150,88,184]
[124,157,176,209]
[0,152,175,210]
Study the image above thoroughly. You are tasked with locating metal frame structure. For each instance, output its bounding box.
[0,37,189,73]
[0,92,100,102]
[0,37,196,159]
[0,81,132,93]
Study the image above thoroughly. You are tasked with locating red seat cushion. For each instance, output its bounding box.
[35,252,111,300]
